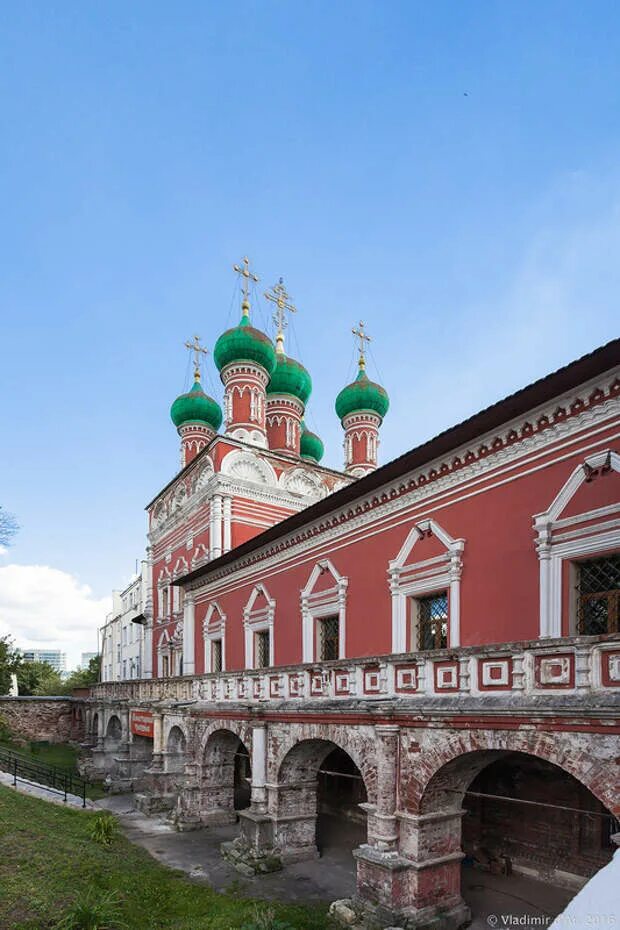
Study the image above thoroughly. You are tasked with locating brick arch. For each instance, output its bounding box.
[105,713,122,742]
[166,724,187,755]
[269,723,377,802]
[196,718,252,762]
[409,730,619,817]
[197,724,252,822]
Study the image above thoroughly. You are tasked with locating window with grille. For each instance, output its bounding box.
[254,630,270,668]
[211,638,223,673]
[416,591,448,650]
[318,616,340,661]
[576,555,620,635]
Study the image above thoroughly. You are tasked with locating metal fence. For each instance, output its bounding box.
[0,745,88,808]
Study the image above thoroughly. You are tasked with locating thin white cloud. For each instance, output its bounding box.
[0,564,110,670]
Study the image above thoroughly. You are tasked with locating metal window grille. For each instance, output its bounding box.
[255,630,270,668]
[211,639,222,673]
[319,616,340,661]
[577,555,620,635]
[417,592,448,650]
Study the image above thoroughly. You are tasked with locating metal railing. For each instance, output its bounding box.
[0,745,88,808]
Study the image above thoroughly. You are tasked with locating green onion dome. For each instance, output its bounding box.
[335,367,389,422]
[213,313,277,376]
[170,379,223,432]
[267,353,312,405]
[299,421,324,463]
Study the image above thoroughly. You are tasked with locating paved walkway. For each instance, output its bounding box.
[0,770,94,809]
[97,794,576,926]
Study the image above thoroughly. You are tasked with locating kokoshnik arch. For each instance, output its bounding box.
[86,259,620,930]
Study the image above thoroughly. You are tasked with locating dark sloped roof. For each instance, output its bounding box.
[177,338,620,586]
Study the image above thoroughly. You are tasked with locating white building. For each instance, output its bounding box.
[80,652,97,668]
[21,649,67,675]
[100,561,152,681]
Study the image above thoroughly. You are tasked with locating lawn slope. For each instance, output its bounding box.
[0,785,328,930]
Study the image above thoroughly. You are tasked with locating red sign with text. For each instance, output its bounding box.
[130,710,154,738]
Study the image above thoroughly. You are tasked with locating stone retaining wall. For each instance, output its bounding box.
[0,696,85,743]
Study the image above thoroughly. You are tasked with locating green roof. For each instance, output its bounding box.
[335,368,389,422]
[170,381,223,432]
[267,354,312,404]
[213,315,277,375]
[299,422,324,463]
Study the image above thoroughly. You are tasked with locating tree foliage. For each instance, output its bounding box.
[0,638,101,696]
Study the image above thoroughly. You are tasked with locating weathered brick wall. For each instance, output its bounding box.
[0,697,85,743]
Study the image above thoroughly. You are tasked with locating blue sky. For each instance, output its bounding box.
[1,1,619,665]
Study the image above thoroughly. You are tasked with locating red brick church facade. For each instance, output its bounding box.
[88,270,620,929]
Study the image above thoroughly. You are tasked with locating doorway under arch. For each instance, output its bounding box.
[417,748,618,924]
[201,729,251,823]
[275,738,368,863]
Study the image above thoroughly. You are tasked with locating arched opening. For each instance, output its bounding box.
[105,715,122,746]
[201,729,251,823]
[418,749,618,924]
[316,746,368,855]
[462,753,616,883]
[275,739,368,867]
[165,725,187,774]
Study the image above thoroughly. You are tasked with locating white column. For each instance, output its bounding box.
[449,576,461,648]
[222,496,232,553]
[212,495,223,558]
[250,723,267,811]
[390,570,407,653]
[182,593,195,676]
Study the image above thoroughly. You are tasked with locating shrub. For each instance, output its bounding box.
[240,905,296,930]
[89,812,117,847]
[53,888,126,930]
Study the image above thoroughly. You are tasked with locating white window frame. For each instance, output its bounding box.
[534,449,620,638]
[203,602,227,673]
[388,518,465,653]
[243,584,275,669]
[300,559,348,663]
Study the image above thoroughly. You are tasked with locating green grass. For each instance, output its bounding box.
[0,785,330,930]
[0,740,107,799]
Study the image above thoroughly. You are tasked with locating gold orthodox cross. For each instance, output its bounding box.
[185,334,209,380]
[352,320,372,369]
[265,277,296,352]
[233,256,259,314]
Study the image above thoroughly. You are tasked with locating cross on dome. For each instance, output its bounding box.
[184,334,209,381]
[265,277,297,354]
[233,256,259,317]
[352,320,372,370]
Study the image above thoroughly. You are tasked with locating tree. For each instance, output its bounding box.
[0,635,22,695]
[63,655,101,691]
[17,660,63,696]
[0,507,18,547]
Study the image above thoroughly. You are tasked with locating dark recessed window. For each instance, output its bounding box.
[318,616,340,661]
[576,555,620,635]
[417,592,448,650]
[255,630,270,668]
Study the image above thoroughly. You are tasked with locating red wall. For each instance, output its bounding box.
[193,425,620,673]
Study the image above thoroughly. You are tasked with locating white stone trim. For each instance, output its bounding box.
[300,559,349,662]
[534,449,620,637]
[203,601,226,672]
[243,583,276,668]
[388,519,465,653]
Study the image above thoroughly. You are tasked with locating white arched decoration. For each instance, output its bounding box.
[220,449,277,485]
[194,460,215,494]
[243,584,276,669]
[388,518,465,654]
[157,567,172,623]
[300,559,349,663]
[533,449,620,638]
[203,602,227,673]
[279,467,326,499]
